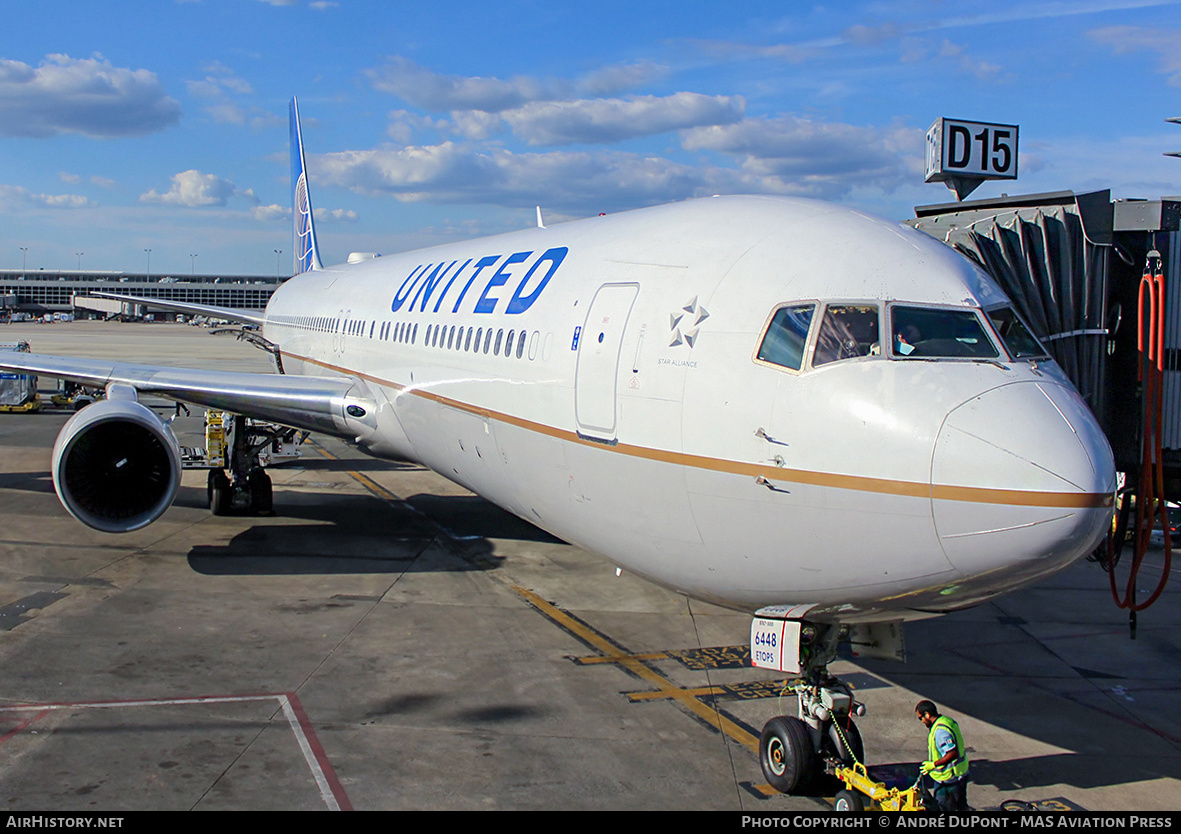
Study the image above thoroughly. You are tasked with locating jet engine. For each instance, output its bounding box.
[51,386,181,533]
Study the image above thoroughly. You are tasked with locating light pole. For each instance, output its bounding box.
[144,249,151,281]
[75,252,84,270]
[19,247,27,278]
[274,249,283,280]
[190,253,198,275]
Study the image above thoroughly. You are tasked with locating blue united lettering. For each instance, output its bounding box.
[410,260,457,312]
[391,248,568,316]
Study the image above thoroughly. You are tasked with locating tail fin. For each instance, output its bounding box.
[290,97,323,274]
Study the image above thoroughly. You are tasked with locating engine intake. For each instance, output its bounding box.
[51,388,181,533]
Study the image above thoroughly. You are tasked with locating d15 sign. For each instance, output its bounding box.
[926,118,1019,181]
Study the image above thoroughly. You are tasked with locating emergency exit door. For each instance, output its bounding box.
[575,283,638,441]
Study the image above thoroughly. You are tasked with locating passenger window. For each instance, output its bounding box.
[891,306,998,359]
[813,305,880,367]
[986,306,1047,359]
[757,304,815,371]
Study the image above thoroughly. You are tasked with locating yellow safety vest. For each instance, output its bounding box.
[927,715,969,782]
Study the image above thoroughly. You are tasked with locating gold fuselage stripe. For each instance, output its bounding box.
[282,348,1113,511]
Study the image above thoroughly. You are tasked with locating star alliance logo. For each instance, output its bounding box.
[669,296,709,348]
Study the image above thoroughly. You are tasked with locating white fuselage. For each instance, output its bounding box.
[261,195,1115,622]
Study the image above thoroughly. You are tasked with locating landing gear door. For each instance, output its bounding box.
[575,283,638,443]
[848,622,906,663]
[751,617,803,674]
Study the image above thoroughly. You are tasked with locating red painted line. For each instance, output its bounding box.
[283,691,354,812]
[0,692,353,810]
[0,708,48,744]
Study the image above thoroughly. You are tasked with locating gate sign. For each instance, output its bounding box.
[926,118,1019,182]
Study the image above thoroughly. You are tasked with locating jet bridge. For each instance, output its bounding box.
[910,190,1181,626]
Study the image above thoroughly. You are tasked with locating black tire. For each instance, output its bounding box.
[207,469,224,508]
[833,789,865,812]
[248,470,273,515]
[208,470,232,516]
[759,716,815,794]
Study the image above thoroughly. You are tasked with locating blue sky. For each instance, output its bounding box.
[1,0,1179,276]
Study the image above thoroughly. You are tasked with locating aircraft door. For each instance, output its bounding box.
[334,309,347,357]
[575,283,639,442]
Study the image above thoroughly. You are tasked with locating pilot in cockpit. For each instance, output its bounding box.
[895,324,921,356]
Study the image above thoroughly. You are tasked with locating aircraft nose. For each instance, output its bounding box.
[931,381,1115,579]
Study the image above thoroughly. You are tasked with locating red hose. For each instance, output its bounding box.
[1110,251,1172,612]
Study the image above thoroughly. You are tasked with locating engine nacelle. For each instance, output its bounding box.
[51,387,182,533]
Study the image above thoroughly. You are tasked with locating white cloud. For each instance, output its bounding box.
[59,172,117,188]
[387,109,448,143]
[0,54,180,138]
[1091,26,1181,86]
[369,56,678,116]
[683,116,921,196]
[317,208,358,222]
[447,109,504,141]
[248,203,353,224]
[578,60,670,95]
[206,102,248,125]
[689,38,822,64]
[187,62,253,99]
[186,79,221,99]
[140,170,238,207]
[0,184,90,210]
[251,203,288,222]
[500,93,746,146]
[936,39,1001,80]
[842,23,906,45]
[313,143,720,212]
[368,56,551,112]
[311,105,928,212]
[185,62,271,128]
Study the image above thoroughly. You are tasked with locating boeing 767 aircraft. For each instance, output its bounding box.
[0,99,1115,794]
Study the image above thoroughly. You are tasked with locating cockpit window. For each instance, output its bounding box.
[757,304,815,371]
[890,306,999,359]
[813,305,880,367]
[986,306,1048,359]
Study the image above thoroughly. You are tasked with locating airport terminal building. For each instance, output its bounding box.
[0,269,283,316]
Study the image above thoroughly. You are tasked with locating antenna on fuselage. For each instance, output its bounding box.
[536,206,546,229]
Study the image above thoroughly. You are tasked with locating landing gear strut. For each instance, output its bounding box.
[752,619,867,794]
[206,414,276,516]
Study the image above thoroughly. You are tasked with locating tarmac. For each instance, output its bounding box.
[0,320,1177,811]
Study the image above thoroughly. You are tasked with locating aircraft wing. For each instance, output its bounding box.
[0,351,370,438]
[83,291,267,327]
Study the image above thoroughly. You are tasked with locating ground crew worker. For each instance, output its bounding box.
[915,699,969,812]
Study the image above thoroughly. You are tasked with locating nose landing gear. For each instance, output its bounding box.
[758,673,866,794]
[751,618,867,794]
